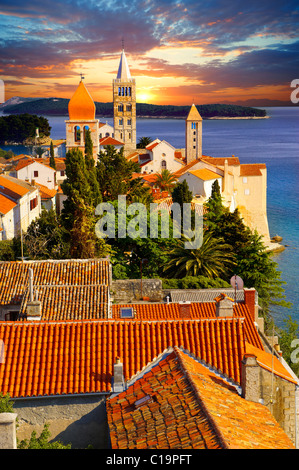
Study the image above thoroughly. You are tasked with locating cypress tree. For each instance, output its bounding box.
[49,141,56,169]
[84,128,101,207]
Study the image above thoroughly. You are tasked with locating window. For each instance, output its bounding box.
[99,133,102,139]
[74,126,80,142]
[193,138,196,142]
[192,122,196,129]
[34,171,38,178]
[118,87,121,96]
[30,196,38,211]
[161,160,167,169]
[83,125,89,141]
[244,189,250,195]
[128,87,131,96]
[193,145,196,149]
[119,119,123,125]
[60,170,65,177]
[127,119,131,125]
[120,307,134,318]
[193,131,196,135]
[127,105,132,112]
[129,133,131,139]
[121,87,124,96]
[243,177,248,184]
[105,132,110,137]
[125,87,128,96]
[118,104,123,112]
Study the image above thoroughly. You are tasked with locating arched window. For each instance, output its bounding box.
[118,87,121,96]
[125,87,128,96]
[105,132,110,137]
[83,125,89,141]
[161,160,167,169]
[121,87,124,96]
[128,87,131,96]
[74,126,81,142]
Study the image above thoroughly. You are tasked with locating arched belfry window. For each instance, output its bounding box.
[83,125,90,141]
[74,126,81,142]
[161,160,167,169]
[191,122,196,130]
[128,87,131,96]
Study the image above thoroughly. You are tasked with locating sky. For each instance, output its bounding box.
[0,0,298,105]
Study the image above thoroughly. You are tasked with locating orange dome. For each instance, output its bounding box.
[68,80,96,120]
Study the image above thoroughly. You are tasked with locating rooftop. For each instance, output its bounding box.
[107,347,295,449]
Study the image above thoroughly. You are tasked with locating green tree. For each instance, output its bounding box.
[96,145,147,202]
[35,146,45,158]
[18,424,71,449]
[163,233,235,279]
[155,169,177,193]
[279,316,299,376]
[84,128,101,207]
[172,179,193,207]
[0,393,14,413]
[137,136,153,148]
[49,141,56,169]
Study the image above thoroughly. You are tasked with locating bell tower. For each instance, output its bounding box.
[65,77,99,160]
[185,104,202,164]
[113,48,136,156]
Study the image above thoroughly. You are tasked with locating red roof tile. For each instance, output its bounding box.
[107,347,295,449]
[0,317,246,398]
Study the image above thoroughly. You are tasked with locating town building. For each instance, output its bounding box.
[0,259,298,448]
[0,175,41,240]
[9,158,57,190]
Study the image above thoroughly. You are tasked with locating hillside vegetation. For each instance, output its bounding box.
[2,97,267,118]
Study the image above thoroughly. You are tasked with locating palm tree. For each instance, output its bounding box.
[163,233,235,279]
[155,169,177,193]
[137,136,153,148]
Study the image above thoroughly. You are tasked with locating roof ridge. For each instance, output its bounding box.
[174,347,229,449]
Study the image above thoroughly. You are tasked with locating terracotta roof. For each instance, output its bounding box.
[112,302,264,351]
[36,183,57,199]
[100,136,123,146]
[0,317,247,397]
[174,158,202,177]
[246,342,297,384]
[0,175,32,200]
[0,194,17,215]
[20,284,110,320]
[68,80,96,120]
[146,141,160,151]
[107,347,295,449]
[240,164,266,176]
[201,156,240,166]
[0,259,111,305]
[189,168,221,181]
[15,158,55,172]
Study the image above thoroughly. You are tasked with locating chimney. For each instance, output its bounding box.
[241,353,261,403]
[0,413,18,449]
[215,294,234,317]
[244,288,256,322]
[112,357,125,393]
[179,301,191,319]
[26,268,41,320]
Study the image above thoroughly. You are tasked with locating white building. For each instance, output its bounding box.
[178,168,222,199]
[127,139,185,174]
[10,158,57,190]
[98,122,114,139]
[0,175,41,240]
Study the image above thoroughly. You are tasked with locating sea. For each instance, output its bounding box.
[1,107,298,329]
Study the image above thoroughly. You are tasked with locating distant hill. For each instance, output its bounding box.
[1,97,267,118]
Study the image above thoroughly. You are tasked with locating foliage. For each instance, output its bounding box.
[0,393,14,413]
[172,179,193,207]
[137,136,153,148]
[35,146,45,158]
[155,169,177,193]
[84,128,101,207]
[18,424,71,449]
[278,316,299,376]
[0,147,15,160]
[0,114,51,144]
[96,145,151,204]
[163,233,236,279]
[0,240,16,261]
[24,209,70,259]
[49,141,56,169]
[162,276,231,290]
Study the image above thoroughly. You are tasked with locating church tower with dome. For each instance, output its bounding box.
[65,78,99,160]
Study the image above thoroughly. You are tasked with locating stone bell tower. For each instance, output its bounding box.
[113,48,136,156]
[185,104,202,164]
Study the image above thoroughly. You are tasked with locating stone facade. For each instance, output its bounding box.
[111,279,163,303]
[13,395,109,449]
[113,79,136,156]
[65,119,99,160]
[0,413,17,449]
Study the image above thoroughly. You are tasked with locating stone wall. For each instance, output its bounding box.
[13,395,109,449]
[111,279,163,303]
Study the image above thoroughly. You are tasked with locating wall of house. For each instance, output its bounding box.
[111,279,163,303]
[259,366,298,446]
[13,394,109,449]
[0,207,15,240]
[17,162,56,190]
